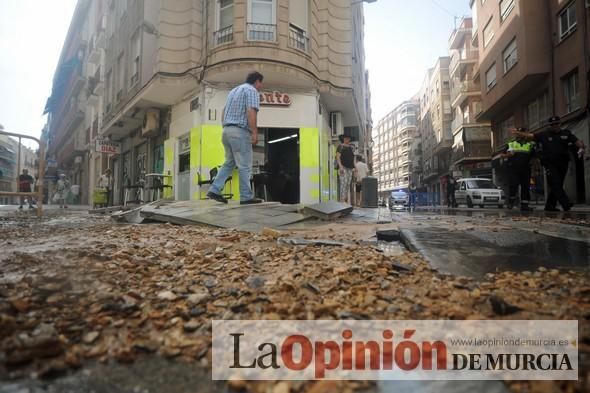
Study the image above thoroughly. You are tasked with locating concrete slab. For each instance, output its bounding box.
[137,200,310,232]
[303,201,353,220]
[400,226,590,279]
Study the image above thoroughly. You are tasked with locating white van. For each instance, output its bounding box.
[455,178,505,208]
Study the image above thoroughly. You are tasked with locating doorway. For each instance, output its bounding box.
[264,128,300,204]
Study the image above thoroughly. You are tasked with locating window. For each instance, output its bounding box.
[289,0,308,51]
[563,71,579,113]
[500,0,515,22]
[215,0,234,45]
[485,64,496,91]
[502,38,517,73]
[559,2,577,39]
[526,92,549,129]
[483,18,494,48]
[247,0,276,41]
[130,31,140,86]
[116,53,125,101]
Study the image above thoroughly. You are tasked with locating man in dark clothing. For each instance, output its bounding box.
[18,169,35,209]
[513,116,586,211]
[446,175,457,208]
[502,128,534,211]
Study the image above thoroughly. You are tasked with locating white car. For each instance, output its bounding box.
[455,178,505,208]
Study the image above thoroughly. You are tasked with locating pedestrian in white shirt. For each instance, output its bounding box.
[354,155,369,207]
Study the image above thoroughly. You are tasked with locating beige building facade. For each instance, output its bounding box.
[449,17,492,179]
[374,100,419,196]
[45,0,371,206]
[419,57,452,205]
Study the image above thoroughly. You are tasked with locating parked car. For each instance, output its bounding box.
[455,178,505,208]
[389,190,409,210]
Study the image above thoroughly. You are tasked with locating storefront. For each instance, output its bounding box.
[164,88,337,205]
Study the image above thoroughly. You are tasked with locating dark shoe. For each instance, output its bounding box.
[544,207,560,212]
[29,205,35,209]
[240,198,263,205]
[207,191,228,204]
[520,205,534,212]
[562,203,573,212]
[18,205,23,210]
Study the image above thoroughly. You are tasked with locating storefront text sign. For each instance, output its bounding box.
[96,139,121,155]
[260,91,291,106]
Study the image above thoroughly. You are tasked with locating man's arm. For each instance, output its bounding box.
[511,128,535,141]
[247,107,258,145]
[336,148,343,173]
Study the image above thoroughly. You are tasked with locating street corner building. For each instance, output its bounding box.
[42,0,372,207]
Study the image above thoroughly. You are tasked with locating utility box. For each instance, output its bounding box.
[361,176,378,208]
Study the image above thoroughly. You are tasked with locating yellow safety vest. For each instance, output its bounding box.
[508,140,532,154]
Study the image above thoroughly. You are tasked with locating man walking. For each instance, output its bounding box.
[18,169,35,209]
[446,175,457,208]
[512,116,585,211]
[207,71,264,205]
[502,128,534,211]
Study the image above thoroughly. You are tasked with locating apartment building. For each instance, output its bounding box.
[449,17,492,179]
[474,0,589,203]
[44,0,371,206]
[0,134,37,205]
[419,57,452,205]
[374,100,420,197]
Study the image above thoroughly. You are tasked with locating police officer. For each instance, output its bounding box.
[502,128,534,211]
[512,116,586,212]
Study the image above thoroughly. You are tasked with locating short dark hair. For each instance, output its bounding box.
[246,71,264,85]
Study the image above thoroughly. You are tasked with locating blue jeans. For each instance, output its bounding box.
[209,126,253,201]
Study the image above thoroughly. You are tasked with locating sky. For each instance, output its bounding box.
[0,0,77,147]
[365,0,472,123]
[0,0,470,146]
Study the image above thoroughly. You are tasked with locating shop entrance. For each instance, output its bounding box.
[262,128,300,204]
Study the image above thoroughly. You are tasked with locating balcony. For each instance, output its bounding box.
[449,26,471,50]
[451,80,480,107]
[247,23,276,42]
[87,36,101,64]
[450,49,478,77]
[452,140,492,166]
[214,25,233,46]
[50,103,85,155]
[95,15,107,48]
[289,24,309,52]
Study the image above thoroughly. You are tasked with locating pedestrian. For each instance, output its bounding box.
[512,116,586,211]
[354,155,369,207]
[337,134,355,204]
[207,71,264,205]
[18,169,35,209]
[408,182,418,209]
[446,175,457,208]
[96,168,112,207]
[54,174,70,209]
[502,128,534,211]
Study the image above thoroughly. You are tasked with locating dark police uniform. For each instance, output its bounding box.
[534,128,579,211]
[504,139,533,210]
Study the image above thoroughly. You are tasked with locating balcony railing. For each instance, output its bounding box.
[451,80,480,104]
[450,49,478,75]
[214,25,233,45]
[289,24,309,52]
[247,23,276,42]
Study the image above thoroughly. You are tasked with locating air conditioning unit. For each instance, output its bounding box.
[142,108,160,136]
[330,112,343,137]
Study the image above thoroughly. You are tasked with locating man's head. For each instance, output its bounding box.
[22,169,28,175]
[356,155,364,162]
[246,71,264,91]
[515,127,527,141]
[105,168,112,176]
[548,116,561,132]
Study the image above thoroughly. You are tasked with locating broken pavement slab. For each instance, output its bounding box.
[302,200,354,220]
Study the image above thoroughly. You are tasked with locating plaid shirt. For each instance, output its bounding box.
[222,83,260,131]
